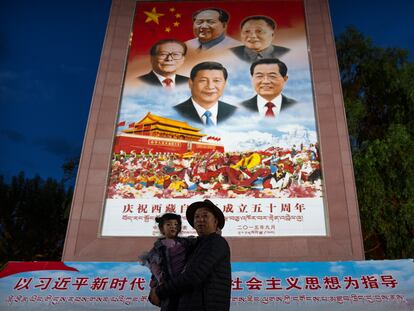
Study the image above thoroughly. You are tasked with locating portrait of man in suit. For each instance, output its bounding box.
[231,15,290,63]
[174,61,237,126]
[241,58,296,118]
[138,39,189,88]
[185,8,240,52]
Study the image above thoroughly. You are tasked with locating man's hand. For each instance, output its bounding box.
[149,287,161,307]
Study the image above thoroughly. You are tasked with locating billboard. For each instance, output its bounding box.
[101,0,326,237]
[2,260,413,310]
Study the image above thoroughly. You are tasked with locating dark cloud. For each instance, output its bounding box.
[0,71,19,81]
[59,64,88,75]
[0,128,26,142]
[35,137,81,158]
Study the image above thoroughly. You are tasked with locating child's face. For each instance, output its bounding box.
[162,219,179,239]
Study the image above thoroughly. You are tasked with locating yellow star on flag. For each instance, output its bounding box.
[173,21,180,27]
[144,7,164,24]
[175,13,181,18]
[165,26,171,33]
[169,8,176,12]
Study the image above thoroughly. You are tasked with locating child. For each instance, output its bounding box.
[140,213,194,310]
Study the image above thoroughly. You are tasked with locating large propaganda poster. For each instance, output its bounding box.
[101,0,326,237]
[2,260,414,310]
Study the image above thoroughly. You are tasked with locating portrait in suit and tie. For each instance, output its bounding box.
[173,61,237,126]
[230,15,290,63]
[241,58,296,118]
[138,39,189,89]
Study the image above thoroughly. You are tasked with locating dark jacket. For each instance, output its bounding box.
[241,94,297,112]
[173,98,237,125]
[138,71,189,86]
[230,44,290,63]
[157,233,231,311]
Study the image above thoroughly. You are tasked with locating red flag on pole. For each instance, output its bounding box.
[117,121,126,127]
[129,122,136,128]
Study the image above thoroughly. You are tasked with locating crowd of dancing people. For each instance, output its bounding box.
[107,143,322,199]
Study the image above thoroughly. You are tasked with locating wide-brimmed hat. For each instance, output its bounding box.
[186,199,225,229]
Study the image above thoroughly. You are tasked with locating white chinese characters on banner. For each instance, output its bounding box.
[1,260,413,310]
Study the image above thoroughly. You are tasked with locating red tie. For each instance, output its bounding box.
[163,78,173,89]
[265,102,275,118]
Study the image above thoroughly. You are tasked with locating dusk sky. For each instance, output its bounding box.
[1,0,413,182]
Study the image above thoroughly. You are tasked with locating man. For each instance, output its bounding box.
[185,8,240,52]
[241,58,296,118]
[174,62,237,126]
[150,199,231,311]
[231,15,289,63]
[138,39,188,88]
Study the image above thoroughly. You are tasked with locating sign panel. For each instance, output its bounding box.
[1,260,413,310]
[101,0,326,237]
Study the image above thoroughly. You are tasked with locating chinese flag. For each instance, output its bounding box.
[129,1,304,59]
[118,121,126,127]
[130,3,194,59]
[129,122,136,128]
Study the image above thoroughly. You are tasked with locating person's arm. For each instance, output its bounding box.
[150,261,163,283]
[155,234,229,299]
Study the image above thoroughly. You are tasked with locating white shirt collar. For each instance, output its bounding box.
[191,98,219,125]
[152,71,176,88]
[257,94,283,118]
